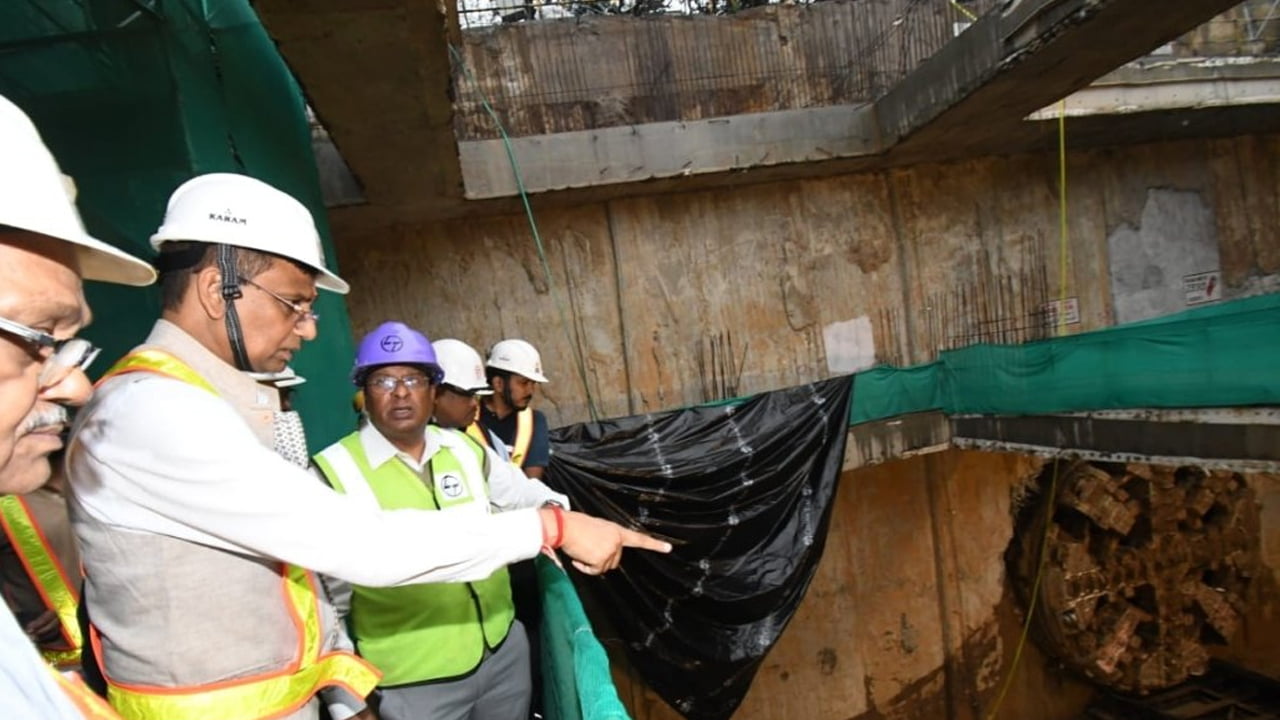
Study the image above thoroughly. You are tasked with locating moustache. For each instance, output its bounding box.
[21,404,70,435]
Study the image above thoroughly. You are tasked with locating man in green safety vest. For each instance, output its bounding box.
[315,321,569,720]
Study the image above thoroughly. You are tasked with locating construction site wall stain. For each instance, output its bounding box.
[338,135,1280,429]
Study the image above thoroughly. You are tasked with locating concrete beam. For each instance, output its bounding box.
[952,408,1280,473]
[1025,57,1280,119]
[459,0,1248,201]
[254,0,463,213]
[842,412,951,471]
[839,408,1280,473]
[459,104,880,200]
[274,0,1257,223]
[881,0,1247,163]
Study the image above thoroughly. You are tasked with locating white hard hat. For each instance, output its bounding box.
[249,365,306,388]
[0,95,156,286]
[433,338,492,395]
[486,339,548,383]
[150,173,348,294]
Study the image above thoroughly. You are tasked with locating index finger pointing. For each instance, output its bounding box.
[621,528,673,553]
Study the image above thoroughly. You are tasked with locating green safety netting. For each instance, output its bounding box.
[0,0,355,452]
[538,555,631,720]
[850,292,1280,424]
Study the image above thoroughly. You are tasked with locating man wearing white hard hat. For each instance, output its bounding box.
[479,339,551,479]
[0,93,154,719]
[433,338,510,462]
[67,173,671,720]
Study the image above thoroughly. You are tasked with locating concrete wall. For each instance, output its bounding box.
[450,0,1274,143]
[452,0,976,140]
[603,449,1280,720]
[1177,0,1280,57]
[335,133,1280,427]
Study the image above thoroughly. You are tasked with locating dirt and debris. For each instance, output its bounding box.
[1009,460,1261,695]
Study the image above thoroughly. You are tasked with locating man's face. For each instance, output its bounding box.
[0,232,93,494]
[433,386,478,430]
[500,374,537,412]
[365,365,434,443]
[238,259,318,374]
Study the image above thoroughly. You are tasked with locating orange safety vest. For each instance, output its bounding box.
[90,349,381,720]
[50,666,125,719]
[0,494,82,668]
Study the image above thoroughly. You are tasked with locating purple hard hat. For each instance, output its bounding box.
[351,321,444,385]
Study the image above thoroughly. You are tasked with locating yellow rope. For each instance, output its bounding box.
[984,458,1061,719]
[949,1,978,21]
[1057,100,1070,336]
[983,101,1071,720]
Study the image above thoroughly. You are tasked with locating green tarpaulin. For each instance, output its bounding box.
[0,0,355,451]
[851,292,1280,424]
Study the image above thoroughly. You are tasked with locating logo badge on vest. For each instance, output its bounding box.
[439,473,465,499]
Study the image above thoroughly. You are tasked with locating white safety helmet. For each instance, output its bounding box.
[0,95,155,286]
[485,339,548,384]
[432,338,492,395]
[150,173,348,294]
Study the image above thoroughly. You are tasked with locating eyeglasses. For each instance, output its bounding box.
[0,315,100,388]
[240,277,319,325]
[366,374,432,394]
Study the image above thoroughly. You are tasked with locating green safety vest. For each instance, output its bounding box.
[313,428,515,687]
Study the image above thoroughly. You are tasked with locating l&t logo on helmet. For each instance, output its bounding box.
[380,335,404,352]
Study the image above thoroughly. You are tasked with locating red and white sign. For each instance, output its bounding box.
[1183,270,1222,305]
[1042,297,1081,327]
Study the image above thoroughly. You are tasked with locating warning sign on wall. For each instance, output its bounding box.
[1042,297,1081,326]
[1183,270,1222,305]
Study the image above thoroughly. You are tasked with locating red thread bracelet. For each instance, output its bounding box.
[543,504,565,550]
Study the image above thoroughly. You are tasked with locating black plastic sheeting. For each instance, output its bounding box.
[547,377,853,720]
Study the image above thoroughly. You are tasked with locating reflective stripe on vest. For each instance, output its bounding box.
[313,428,514,686]
[97,349,217,394]
[94,350,380,719]
[465,422,489,449]
[511,408,533,468]
[0,495,82,668]
[50,667,123,720]
[467,422,514,465]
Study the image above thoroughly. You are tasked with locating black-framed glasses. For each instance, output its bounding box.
[240,277,320,325]
[366,374,432,395]
[0,315,100,388]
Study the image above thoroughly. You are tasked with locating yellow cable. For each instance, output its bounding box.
[950,1,978,21]
[984,102,1070,720]
[1057,100,1069,336]
[984,458,1061,719]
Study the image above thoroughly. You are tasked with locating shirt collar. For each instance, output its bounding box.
[358,421,442,471]
[143,319,279,411]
